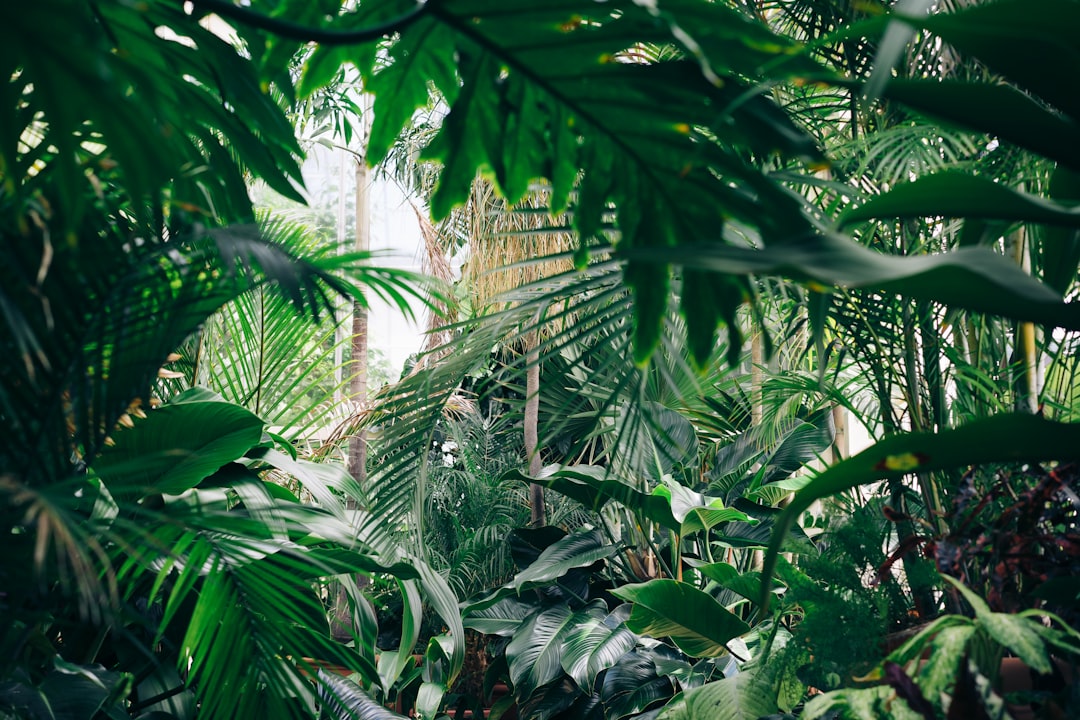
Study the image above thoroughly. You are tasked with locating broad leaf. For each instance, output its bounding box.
[943,576,1052,675]
[318,671,407,720]
[463,596,538,637]
[506,603,578,700]
[465,528,613,613]
[611,580,750,658]
[92,398,264,498]
[560,607,638,692]
[599,650,676,720]
[631,231,1080,332]
[762,415,1080,607]
[657,665,780,720]
[840,173,1080,229]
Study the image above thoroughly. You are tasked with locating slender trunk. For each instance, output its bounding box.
[333,100,372,643]
[749,329,765,570]
[831,403,847,464]
[347,156,370,484]
[333,149,348,397]
[1009,225,1040,413]
[750,330,764,428]
[524,333,545,526]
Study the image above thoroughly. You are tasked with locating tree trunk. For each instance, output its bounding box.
[524,334,546,526]
[333,104,372,643]
[346,96,373,484]
[1009,225,1040,414]
[750,330,764,428]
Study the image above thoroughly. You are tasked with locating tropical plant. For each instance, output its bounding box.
[461,527,744,720]
[8,0,1080,718]
[803,575,1080,720]
[0,1,444,718]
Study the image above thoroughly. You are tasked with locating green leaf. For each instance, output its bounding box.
[611,579,750,658]
[915,0,1080,123]
[599,651,675,719]
[42,658,131,720]
[560,606,637,691]
[879,79,1080,171]
[1040,165,1080,294]
[92,400,264,498]
[690,562,764,604]
[918,624,975,701]
[802,685,923,720]
[839,173,1080,229]
[756,411,833,485]
[512,529,612,592]
[514,677,582,720]
[423,50,503,220]
[762,415,1080,608]
[318,671,407,720]
[631,231,1080,332]
[653,482,753,538]
[463,597,538,637]
[368,17,459,167]
[506,602,578,700]
[942,576,1052,675]
[657,664,779,720]
[463,528,612,614]
[508,465,679,530]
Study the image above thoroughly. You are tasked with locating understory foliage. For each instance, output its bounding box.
[3,0,1080,719]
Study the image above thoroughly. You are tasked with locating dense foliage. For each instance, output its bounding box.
[3,0,1080,719]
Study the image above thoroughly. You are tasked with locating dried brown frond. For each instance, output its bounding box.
[464,180,575,313]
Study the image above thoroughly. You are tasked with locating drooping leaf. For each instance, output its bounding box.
[506,602,578,701]
[762,415,1080,608]
[560,607,638,692]
[943,576,1052,675]
[657,664,779,720]
[464,528,612,613]
[318,670,408,720]
[630,231,1080,332]
[611,580,750,658]
[839,173,1080,229]
[599,650,675,720]
[463,597,539,637]
[92,398,264,498]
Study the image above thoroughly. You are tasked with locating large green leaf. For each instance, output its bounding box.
[335,0,825,365]
[910,0,1080,124]
[635,231,1080,331]
[690,562,765,606]
[512,529,613,593]
[839,173,1080,229]
[506,602,579,700]
[318,671,408,720]
[917,624,975,702]
[761,415,1080,607]
[513,677,584,720]
[943,576,1052,675]
[35,657,130,720]
[755,411,834,485]
[463,528,613,613]
[652,481,754,538]
[877,79,1080,171]
[599,651,675,720]
[560,606,638,692]
[611,580,750,658]
[91,397,264,498]
[1039,166,1080,294]
[510,465,680,530]
[512,465,749,538]
[463,597,538,637]
[656,665,780,720]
